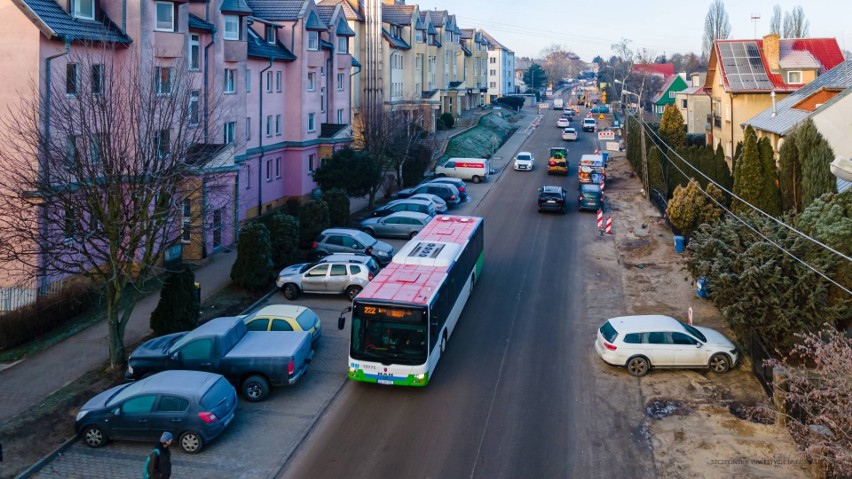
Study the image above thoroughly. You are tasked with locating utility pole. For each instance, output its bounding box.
[640,108,649,199]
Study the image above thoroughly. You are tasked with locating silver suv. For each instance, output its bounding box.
[276,253,380,301]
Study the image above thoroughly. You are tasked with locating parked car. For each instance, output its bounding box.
[513,151,535,171]
[563,107,575,117]
[409,193,448,213]
[556,117,570,128]
[582,118,597,131]
[359,211,432,239]
[242,305,322,343]
[537,186,568,214]
[395,183,461,207]
[435,158,490,183]
[427,177,468,201]
[561,128,578,141]
[370,198,436,218]
[595,315,739,377]
[276,253,379,301]
[76,370,237,453]
[126,316,313,402]
[578,183,604,211]
[311,228,395,266]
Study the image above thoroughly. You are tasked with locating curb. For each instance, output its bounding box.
[15,435,78,479]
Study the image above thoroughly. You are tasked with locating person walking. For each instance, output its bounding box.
[144,432,173,479]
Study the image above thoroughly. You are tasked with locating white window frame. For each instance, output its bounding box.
[188,90,200,126]
[307,72,316,91]
[308,154,315,172]
[181,199,191,243]
[223,15,240,40]
[266,26,277,44]
[337,72,344,91]
[245,165,251,190]
[224,121,236,144]
[668,91,675,99]
[266,115,272,137]
[307,113,316,133]
[224,68,236,94]
[787,70,803,84]
[266,159,272,181]
[308,31,319,51]
[154,1,175,32]
[266,71,273,93]
[245,116,251,140]
[156,129,171,158]
[245,70,251,92]
[416,30,424,43]
[66,63,79,96]
[275,157,281,178]
[74,0,95,20]
[90,64,104,95]
[156,67,173,96]
[275,71,282,92]
[337,36,348,54]
[337,108,344,124]
[275,114,282,136]
[189,34,200,70]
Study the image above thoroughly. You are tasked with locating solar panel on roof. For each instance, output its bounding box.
[719,41,772,91]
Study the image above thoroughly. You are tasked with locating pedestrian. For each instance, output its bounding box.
[144,432,173,479]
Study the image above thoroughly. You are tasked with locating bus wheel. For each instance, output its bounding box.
[440,333,447,353]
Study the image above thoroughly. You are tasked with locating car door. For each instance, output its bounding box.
[325,263,349,293]
[245,317,271,332]
[377,217,400,237]
[110,394,157,440]
[323,235,345,254]
[302,264,330,292]
[178,338,216,372]
[147,395,190,436]
[645,331,677,366]
[670,332,706,366]
[270,318,297,332]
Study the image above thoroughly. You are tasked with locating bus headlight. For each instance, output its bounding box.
[414,373,425,380]
[349,367,356,373]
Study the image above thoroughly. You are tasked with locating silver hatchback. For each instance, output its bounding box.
[276,253,379,301]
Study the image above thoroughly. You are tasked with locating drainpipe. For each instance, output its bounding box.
[729,92,735,160]
[40,40,71,293]
[326,48,333,124]
[258,59,274,217]
[122,0,127,33]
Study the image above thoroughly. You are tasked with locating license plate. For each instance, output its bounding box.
[378,379,393,385]
[547,200,555,203]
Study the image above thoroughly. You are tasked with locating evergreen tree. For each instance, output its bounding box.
[778,133,803,213]
[758,136,782,216]
[796,119,837,208]
[150,267,200,336]
[647,146,666,197]
[265,213,300,269]
[666,179,724,237]
[658,104,687,152]
[323,188,351,227]
[230,223,274,291]
[299,199,330,248]
[713,143,734,198]
[731,126,763,215]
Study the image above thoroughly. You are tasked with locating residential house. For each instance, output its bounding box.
[458,28,489,110]
[743,60,852,192]
[703,34,843,163]
[479,30,514,103]
[674,73,710,135]
[651,73,688,118]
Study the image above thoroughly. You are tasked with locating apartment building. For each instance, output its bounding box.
[479,30,515,103]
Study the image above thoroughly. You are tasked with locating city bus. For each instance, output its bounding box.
[337,215,484,386]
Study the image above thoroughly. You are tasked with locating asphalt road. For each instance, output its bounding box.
[280,100,657,479]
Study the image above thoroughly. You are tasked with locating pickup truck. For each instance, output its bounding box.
[126,316,313,402]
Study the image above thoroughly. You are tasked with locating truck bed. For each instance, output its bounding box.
[225,331,310,359]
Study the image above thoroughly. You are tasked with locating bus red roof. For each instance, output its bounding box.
[416,215,481,244]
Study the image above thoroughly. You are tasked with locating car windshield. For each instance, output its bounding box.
[681,322,707,342]
[200,377,234,409]
[106,382,145,407]
[600,321,618,343]
[352,231,377,246]
[517,154,531,161]
[580,184,601,194]
[541,191,562,199]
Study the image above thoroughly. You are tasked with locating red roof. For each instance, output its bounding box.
[416,215,480,244]
[631,63,675,77]
[358,262,448,305]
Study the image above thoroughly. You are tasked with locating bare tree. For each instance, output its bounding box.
[0,45,228,370]
[783,5,810,38]
[352,101,395,207]
[540,44,571,85]
[703,0,731,59]
[770,4,782,35]
[388,108,428,190]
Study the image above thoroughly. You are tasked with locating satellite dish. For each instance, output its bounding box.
[830,158,852,182]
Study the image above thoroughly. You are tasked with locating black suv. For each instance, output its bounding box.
[538,186,568,214]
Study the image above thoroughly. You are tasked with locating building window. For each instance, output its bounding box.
[224,69,236,93]
[275,114,282,135]
[337,72,344,91]
[189,35,200,70]
[155,129,170,158]
[64,207,77,241]
[490,57,496,64]
[245,116,251,141]
[307,72,316,91]
[266,159,271,181]
[66,135,79,167]
[73,0,94,20]
[245,165,251,190]
[275,157,280,178]
[188,90,200,126]
[156,67,173,95]
[416,30,424,43]
[308,31,319,50]
[66,63,78,96]
[337,108,344,124]
[224,121,236,144]
[181,199,191,243]
[91,64,104,95]
[668,91,675,99]
[320,89,325,112]
[308,153,315,171]
[223,15,240,40]
[266,115,272,137]
[245,70,251,92]
[155,2,174,32]
[266,71,273,93]
[681,99,687,109]
[307,113,315,133]
[266,26,277,44]
[490,81,496,88]
[275,71,282,92]
[337,36,348,53]
[787,71,802,84]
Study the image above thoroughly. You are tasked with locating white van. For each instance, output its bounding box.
[435,158,490,183]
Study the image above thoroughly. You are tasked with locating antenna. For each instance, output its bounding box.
[751,13,761,39]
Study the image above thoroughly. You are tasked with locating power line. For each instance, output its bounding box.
[635,120,852,296]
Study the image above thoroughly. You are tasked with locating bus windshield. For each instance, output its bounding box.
[351,304,427,365]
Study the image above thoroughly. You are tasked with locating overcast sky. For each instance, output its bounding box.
[416,0,848,61]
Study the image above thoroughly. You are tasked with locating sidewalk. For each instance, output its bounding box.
[0,249,238,425]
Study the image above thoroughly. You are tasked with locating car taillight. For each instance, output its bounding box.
[288,360,295,375]
[311,241,318,249]
[450,195,456,201]
[579,195,585,201]
[556,198,564,203]
[368,273,374,280]
[604,342,617,351]
[198,411,219,424]
[549,160,555,166]
[458,186,465,192]
[366,246,373,254]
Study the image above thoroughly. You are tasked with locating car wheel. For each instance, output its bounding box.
[82,424,107,448]
[242,375,270,402]
[363,228,375,237]
[282,284,300,300]
[626,356,650,377]
[472,176,481,184]
[409,231,418,239]
[179,431,204,454]
[346,285,362,301]
[709,353,731,374]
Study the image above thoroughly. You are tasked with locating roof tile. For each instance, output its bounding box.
[16,0,131,44]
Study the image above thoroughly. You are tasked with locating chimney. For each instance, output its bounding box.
[763,33,780,72]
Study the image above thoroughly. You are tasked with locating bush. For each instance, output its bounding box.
[230,223,274,291]
[150,267,199,336]
[402,143,434,187]
[299,199,330,248]
[285,197,301,216]
[439,112,455,129]
[265,213,300,269]
[323,188,351,227]
[495,96,524,110]
[0,281,96,351]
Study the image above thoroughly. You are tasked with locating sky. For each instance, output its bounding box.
[415,0,849,61]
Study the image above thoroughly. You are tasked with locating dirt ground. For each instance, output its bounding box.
[602,151,814,479]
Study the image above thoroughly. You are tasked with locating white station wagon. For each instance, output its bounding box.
[595,315,739,377]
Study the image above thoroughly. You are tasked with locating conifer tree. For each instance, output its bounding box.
[778,134,803,213]
[150,267,200,336]
[647,146,666,197]
[732,126,763,215]
[758,136,782,216]
[230,223,274,291]
[796,119,837,208]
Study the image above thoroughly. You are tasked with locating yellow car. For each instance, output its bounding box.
[242,305,322,344]
[547,147,569,175]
